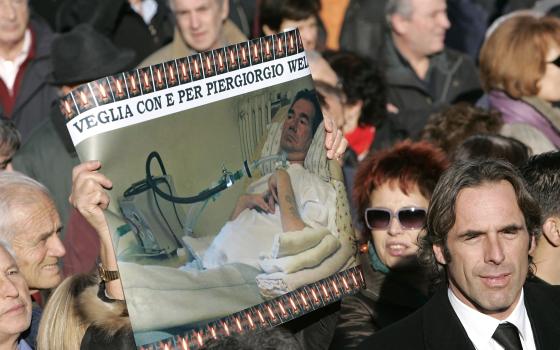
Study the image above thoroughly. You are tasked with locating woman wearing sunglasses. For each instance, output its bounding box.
[480,14,560,154]
[329,140,448,349]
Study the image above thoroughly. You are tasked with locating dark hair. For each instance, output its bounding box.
[353,140,449,242]
[420,159,542,285]
[290,89,322,135]
[454,134,531,168]
[0,117,21,158]
[521,151,560,219]
[421,103,503,155]
[260,0,320,32]
[548,4,560,18]
[323,50,387,127]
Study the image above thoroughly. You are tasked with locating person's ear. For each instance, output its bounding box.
[542,216,560,247]
[390,14,409,36]
[262,25,274,36]
[220,0,229,21]
[433,243,447,265]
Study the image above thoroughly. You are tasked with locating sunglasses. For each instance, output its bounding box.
[364,207,427,230]
[548,56,560,68]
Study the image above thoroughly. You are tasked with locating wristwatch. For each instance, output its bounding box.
[98,263,120,282]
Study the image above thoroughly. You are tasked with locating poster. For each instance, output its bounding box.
[61,30,362,349]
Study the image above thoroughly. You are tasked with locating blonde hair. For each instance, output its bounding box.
[37,274,97,350]
[479,15,560,98]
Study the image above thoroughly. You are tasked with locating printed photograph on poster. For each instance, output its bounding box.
[61,30,361,349]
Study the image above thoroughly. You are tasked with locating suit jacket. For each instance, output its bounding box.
[357,281,560,350]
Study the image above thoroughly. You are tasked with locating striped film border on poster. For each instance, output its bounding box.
[139,266,365,350]
[59,30,302,120]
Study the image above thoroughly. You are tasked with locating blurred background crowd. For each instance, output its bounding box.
[2,0,560,349]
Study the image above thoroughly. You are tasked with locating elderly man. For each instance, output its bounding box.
[0,173,66,292]
[140,0,246,66]
[0,171,122,347]
[522,151,560,285]
[378,0,481,143]
[0,0,58,143]
[0,239,32,350]
[0,173,66,348]
[358,159,560,349]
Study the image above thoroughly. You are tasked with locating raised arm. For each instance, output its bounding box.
[69,161,123,300]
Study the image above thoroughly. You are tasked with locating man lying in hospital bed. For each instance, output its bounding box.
[70,89,353,333]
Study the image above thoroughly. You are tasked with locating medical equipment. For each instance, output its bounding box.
[119,151,288,256]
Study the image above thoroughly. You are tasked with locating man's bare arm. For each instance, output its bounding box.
[229,193,274,220]
[269,169,306,232]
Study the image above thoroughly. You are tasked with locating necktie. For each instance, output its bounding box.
[492,322,522,350]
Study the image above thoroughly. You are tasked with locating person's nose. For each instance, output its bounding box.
[0,1,17,20]
[484,233,505,265]
[287,116,298,130]
[387,215,403,237]
[0,276,19,298]
[189,12,200,30]
[46,234,66,258]
[301,28,315,50]
[439,12,451,30]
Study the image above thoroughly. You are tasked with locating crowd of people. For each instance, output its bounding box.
[1,0,560,349]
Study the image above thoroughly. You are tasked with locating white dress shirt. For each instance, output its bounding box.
[129,0,158,24]
[448,288,536,350]
[0,29,31,93]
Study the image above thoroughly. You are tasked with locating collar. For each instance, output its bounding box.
[367,241,389,274]
[448,288,534,349]
[17,338,32,350]
[383,35,431,91]
[130,0,158,24]
[17,29,32,64]
[522,95,560,132]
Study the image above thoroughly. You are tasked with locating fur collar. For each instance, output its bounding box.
[76,281,131,337]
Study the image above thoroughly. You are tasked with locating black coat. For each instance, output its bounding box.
[357,281,560,350]
[379,37,483,144]
[329,253,428,349]
[56,0,174,67]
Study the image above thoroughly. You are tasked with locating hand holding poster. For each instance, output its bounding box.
[62,29,363,349]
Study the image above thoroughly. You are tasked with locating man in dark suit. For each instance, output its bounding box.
[358,159,560,349]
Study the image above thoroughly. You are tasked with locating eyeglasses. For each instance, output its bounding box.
[364,207,427,230]
[548,56,560,68]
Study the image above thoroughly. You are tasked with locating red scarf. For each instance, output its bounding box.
[345,125,375,157]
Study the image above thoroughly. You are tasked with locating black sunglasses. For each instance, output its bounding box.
[548,56,560,68]
[364,207,427,230]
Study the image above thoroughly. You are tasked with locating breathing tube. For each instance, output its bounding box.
[134,151,287,204]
